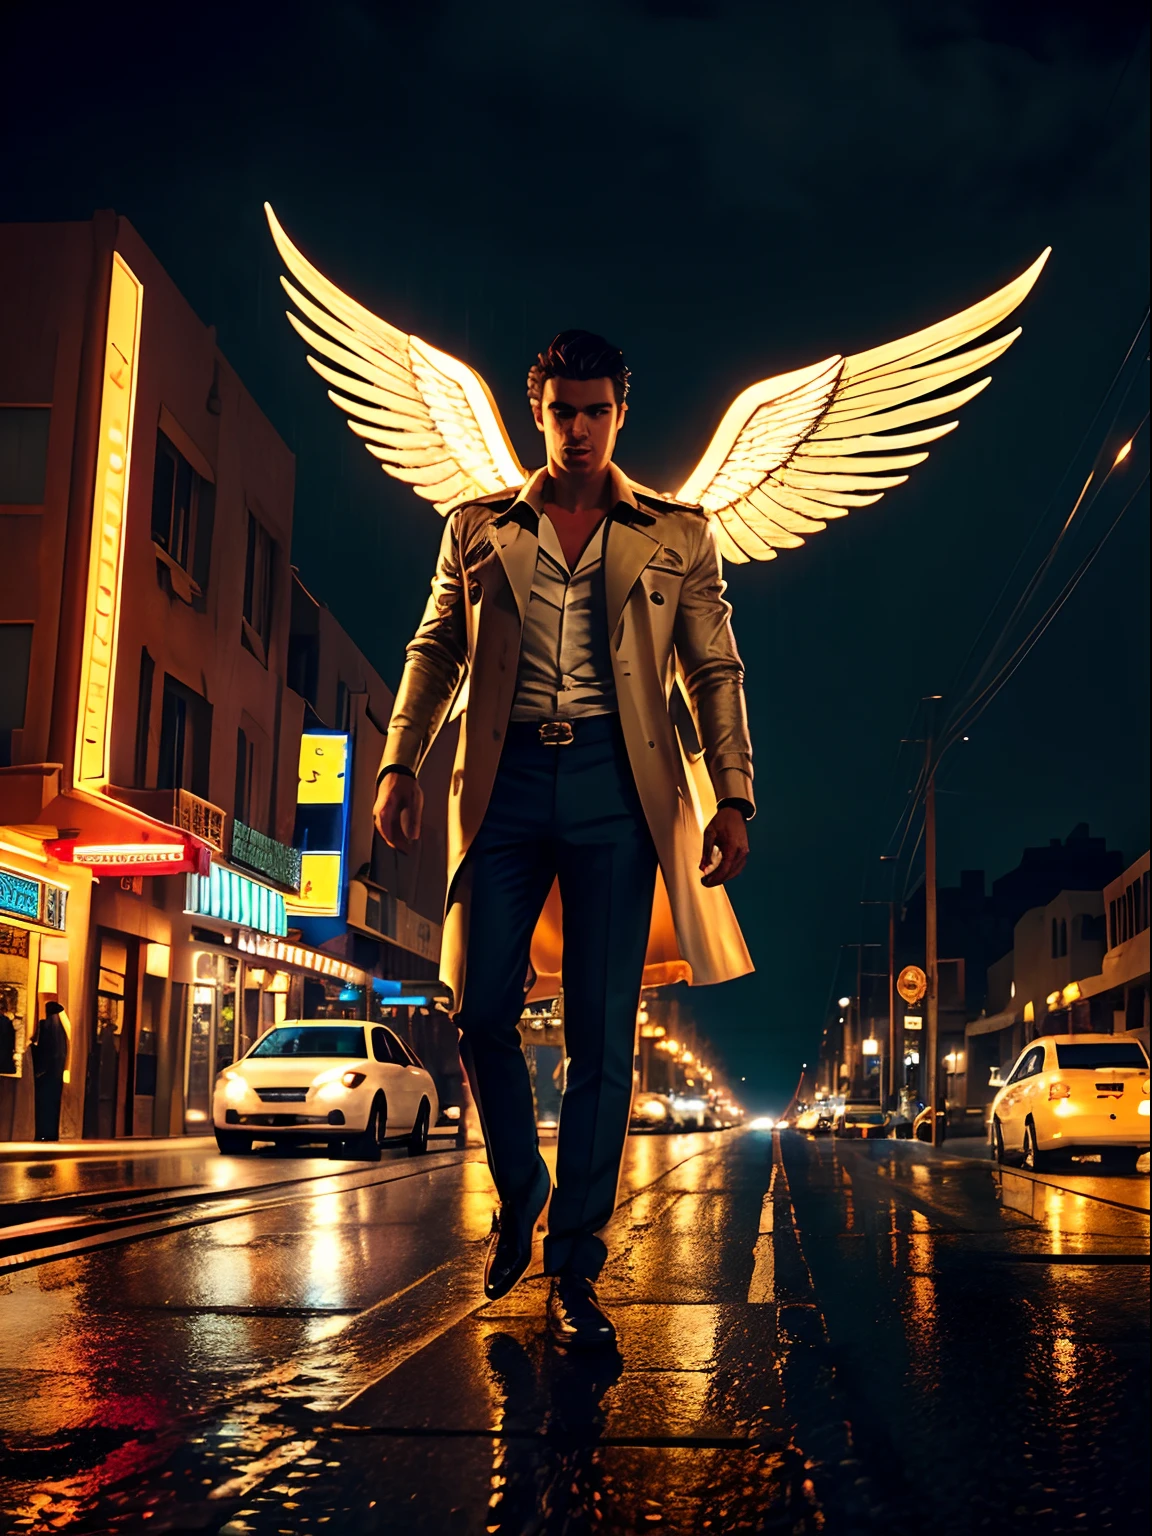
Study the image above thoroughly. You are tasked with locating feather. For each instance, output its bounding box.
[267,204,525,514]
[674,253,1045,560]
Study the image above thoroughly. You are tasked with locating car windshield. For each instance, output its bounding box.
[249,1026,367,1059]
[1054,1042,1148,1071]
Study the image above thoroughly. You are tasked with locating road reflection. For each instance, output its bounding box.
[484,1330,624,1532]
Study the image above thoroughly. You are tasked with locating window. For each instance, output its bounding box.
[134,648,155,787]
[1008,1046,1044,1084]
[379,1027,414,1065]
[235,728,255,823]
[1059,918,1068,957]
[150,430,215,588]
[1054,1042,1147,1071]
[250,1025,366,1058]
[243,512,275,659]
[157,674,212,798]
[0,623,34,767]
[287,630,319,704]
[0,408,50,503]
[1051,919,1059,959]
[370,1026,390,1063]
[1080,913,1106,944]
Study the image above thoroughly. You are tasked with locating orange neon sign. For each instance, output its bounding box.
[74,253,144,786]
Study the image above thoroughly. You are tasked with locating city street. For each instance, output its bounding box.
[0,1127,1147,1534]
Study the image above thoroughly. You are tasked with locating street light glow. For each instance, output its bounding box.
[1114,438,1132,466]
[838,996,851,1008]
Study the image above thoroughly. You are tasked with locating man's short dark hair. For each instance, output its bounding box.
[527,330,630,407]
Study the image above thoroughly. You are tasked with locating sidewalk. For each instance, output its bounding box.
[0,1130,461,1215]
[0,1135,215,1162]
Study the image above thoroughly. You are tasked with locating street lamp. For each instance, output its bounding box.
[838,996,851,1009]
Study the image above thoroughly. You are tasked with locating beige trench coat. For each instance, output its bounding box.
[381,465,755,1010]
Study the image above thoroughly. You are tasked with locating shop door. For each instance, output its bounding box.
[185,951,240,1130]
[88,934,139,1138]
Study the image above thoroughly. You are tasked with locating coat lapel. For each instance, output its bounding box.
[605,516,660,636]
[490,518,538,625]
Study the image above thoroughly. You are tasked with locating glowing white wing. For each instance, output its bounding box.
[678,251,1050,561]
[266,204,525,514]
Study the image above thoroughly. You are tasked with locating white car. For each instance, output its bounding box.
[213,1019,439,1160]
[990,1034,1150,1172]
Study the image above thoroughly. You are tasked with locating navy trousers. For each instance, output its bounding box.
[455,714,658,1280]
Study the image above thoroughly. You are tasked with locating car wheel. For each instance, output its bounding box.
[215,1130,254,1155]
[407,1099,431,1157]
[1101,1148,1141,1174]
[1022,1121,1052,1172]
[345,1096,386,1162]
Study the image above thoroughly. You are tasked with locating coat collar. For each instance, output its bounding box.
[489,463,659,630]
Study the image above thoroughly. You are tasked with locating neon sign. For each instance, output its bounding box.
[47,837,209,877]
[286,732,350,920]
[75,253,144,786]
[185,864,288,937]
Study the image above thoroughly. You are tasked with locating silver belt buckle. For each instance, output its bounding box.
[538,720,574,747]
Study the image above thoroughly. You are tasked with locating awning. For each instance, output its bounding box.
[36,789,212,876]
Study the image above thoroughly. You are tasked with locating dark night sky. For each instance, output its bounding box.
[6,1,1148,1107]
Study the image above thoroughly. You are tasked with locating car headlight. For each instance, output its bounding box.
[311,1067,368,1101]
[222,1071,247,1103]
[1139,1101,1150,1117]
[639,1099,667,1119]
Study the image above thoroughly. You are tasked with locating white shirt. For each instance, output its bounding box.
[509,513,618,722]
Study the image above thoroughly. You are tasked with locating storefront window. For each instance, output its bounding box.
[185,951,240,1129]
[0,926,31,1140]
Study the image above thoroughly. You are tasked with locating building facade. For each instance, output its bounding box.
[0,215,454,1142]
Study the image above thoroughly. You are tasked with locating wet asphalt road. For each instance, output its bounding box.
[0,1129,1147,1535]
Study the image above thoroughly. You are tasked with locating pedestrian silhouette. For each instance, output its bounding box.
[32,1001,68,1142]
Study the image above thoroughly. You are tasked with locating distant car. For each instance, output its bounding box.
[631,1092,678,1132]
[795,1102,836,1134]
[670,1094,709,1130]
[990,1034,1150,1172]
[835,1103,891,1139]
[213,1020,439,1159]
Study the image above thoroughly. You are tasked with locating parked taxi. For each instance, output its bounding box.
[990,1034,1149,1172]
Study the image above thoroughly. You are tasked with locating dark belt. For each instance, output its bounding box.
[507,715,620,748]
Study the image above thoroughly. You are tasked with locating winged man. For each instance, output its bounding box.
[266,205,1045,1346]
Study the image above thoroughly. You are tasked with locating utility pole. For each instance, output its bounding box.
[924,701,942,1146]
[887,901,896,1107]
[859,901,895,1106]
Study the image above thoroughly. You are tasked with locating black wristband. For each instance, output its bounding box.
[376,763,416,789]
[717,797,754,822]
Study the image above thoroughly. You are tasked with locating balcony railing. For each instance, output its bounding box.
[108,786,227,853]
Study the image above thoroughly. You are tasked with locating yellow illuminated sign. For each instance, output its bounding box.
[296,733,348,804]
[285,732,350,919]
[291,852,343,916]
[75,253,144,785]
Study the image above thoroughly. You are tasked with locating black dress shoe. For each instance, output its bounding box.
[484,1155,551,1301]
[546,1274,617,1349]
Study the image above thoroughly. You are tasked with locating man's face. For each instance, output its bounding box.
[533,376,626,478]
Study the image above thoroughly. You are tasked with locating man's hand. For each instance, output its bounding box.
[699,806,749,887]
[373,772,424,855]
